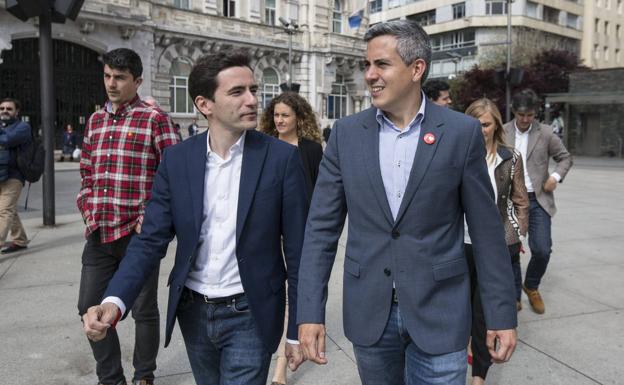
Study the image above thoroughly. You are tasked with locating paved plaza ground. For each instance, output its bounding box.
[0,157,622,384]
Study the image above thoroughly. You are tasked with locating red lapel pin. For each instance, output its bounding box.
[423,132,435,145]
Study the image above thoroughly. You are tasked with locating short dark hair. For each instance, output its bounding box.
[188,50,252,103]
[0,98,21,110]
[422,80,450,101]
[511,89,540,112]
[102,48,143,79]
[364,20,432,82]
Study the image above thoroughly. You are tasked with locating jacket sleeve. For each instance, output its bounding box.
[511,153,529,237]
[0,121,31,147]
[548,130,573,182]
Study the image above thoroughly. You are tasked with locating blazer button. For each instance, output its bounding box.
[384,268,391,276]
[391,230,400,239]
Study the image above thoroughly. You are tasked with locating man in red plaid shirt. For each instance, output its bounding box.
[76,48,179,385]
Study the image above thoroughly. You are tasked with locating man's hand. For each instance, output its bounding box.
[285,341,305,371]
[298,323,328,365]
[82,303,119,342]
[135,222,142,234]
[543,176,558,193]
[486,328,517,363]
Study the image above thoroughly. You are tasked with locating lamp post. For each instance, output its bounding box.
[505,0,513,121]
[446,51,462,79]
[279,17,299,89]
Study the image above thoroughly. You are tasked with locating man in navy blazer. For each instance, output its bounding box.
[83,51,308,385]
[297,21,518,384]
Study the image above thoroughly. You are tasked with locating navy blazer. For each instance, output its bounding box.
[297,101,517,354]
[104,129,309,352]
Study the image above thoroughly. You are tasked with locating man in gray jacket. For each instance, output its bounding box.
[503,89,573,314]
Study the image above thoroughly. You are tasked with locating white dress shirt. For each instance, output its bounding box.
[184,131,245,297]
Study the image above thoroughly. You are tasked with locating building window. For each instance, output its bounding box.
[604,21,610,34]
[327,75,348,120]
[261,68,280,110]
[594,44,600,60]
[265,0,276,25]
[526,1,538,18]
[223,0,235,17]
[606,0,611,9]
[369,0,382,13]
[595,18,600,33]
[485,0,508,15]
[543,6,559,24]
[169,59,194,114]
[173,0,190,9]
[616,49,621,63]
[604,46,609,61]
[452,2,466,19]
[619,0,623,13]
[431,29,476,51]
[407,10,436,26]
[333,1,342,33]
[566,13,578,29]
[617,24,621,38]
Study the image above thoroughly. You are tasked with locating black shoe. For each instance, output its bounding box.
[1,243,27,254]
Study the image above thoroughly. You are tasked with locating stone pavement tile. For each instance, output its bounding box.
[485,340,602,385]
[550,237,624,270]
[549,264,624,309]
[517,310,624,385]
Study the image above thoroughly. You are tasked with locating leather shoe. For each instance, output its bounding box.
[1,243,27,254]
[523,285,545,314]
[134,380,154,385]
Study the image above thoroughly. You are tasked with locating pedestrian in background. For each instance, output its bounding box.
[260,92,323,200]
[465,98,529,385]
[423,79,452,108]
[0,98,30,254]
[503,89,573,315]
[60,123,77,161]
[259,91,323,385]
[76,48,179,385]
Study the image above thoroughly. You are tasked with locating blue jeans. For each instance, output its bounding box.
[353,303,467,385]
[177,290,271,385]
[525,196,552,289]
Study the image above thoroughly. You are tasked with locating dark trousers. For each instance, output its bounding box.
[466,242,520,379]
[77,230,160,385]
[525,195,553,289]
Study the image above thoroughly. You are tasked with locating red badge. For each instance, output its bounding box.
[424,133,435,145]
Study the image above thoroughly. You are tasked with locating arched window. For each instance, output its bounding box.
[333,1,342,33]
[327,74,348,119]
[262,68,280,109]
[169,58,194,114]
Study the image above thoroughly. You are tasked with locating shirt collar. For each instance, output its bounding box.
[105,95,141,115]
[514,120,532,135]
[375,92,427,132]
[207,130,246,159]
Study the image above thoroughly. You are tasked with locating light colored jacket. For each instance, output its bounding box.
[503,121,573,217]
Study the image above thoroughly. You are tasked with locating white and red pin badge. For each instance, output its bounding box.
[423,132,436,145]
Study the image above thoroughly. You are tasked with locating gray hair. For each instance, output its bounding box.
[364,20,432,82]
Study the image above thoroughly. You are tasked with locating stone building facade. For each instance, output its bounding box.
[0,0,371,142]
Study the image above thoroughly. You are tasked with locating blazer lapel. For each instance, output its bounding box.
[236,131,268,243]
[362,110,394,226]
[527,124,541,159]
[187,132,208,234]
[394,101,444,225]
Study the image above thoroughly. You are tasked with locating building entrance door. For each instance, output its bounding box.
[0,38,105,148]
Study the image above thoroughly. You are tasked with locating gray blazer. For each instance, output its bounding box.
[297,101,517,355]
[503,121,573,217]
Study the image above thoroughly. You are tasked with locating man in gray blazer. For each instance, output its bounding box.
[295,20,517,385]
[503,89,573,314]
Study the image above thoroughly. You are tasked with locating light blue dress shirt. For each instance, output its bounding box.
[377,99,426,220]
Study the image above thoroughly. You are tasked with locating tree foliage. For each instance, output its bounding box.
[451,49,587,115]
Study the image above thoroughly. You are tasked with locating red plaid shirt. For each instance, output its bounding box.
[77,95,179,243]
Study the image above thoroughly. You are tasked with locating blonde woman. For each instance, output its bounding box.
[259,92,322,385]
[464,98,529,385]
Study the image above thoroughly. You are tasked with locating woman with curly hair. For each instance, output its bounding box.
[464,98,529,385]
[259,92,323,200]
[259,92,322,385]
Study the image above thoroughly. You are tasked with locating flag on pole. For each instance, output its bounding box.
[348,8,364,29]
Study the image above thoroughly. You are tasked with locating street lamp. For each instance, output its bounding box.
[505,0,513,121]
[278,16,299,90]
[446,51,462,78]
